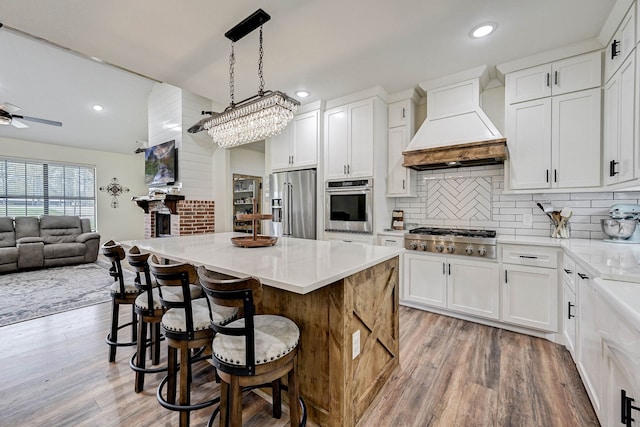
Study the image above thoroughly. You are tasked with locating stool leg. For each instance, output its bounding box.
[134,319,148,393]
[219,381,229,427]
[179,345,191,427]
[131,305,138,343]
[229,376,242,427]
[167,346,177,404]
[108,299,119,362]
[152,322,161,365]
[272,379,282,419]
[288,357,301,427]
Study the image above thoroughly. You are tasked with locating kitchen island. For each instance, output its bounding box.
[122,232,403,426]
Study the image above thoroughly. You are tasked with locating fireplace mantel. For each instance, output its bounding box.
[131,194,185,214]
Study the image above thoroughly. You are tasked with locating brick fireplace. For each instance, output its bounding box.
[136,198,215,238]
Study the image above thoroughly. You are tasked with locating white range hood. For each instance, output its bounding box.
[403,65,506,170]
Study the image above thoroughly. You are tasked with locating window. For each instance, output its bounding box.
[0,158,96,229]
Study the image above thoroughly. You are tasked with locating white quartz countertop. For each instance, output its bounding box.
[560,238,640,283]
[594,278,640,333]
[121,233,403,295]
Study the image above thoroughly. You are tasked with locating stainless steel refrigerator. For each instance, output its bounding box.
[268,169,316,239]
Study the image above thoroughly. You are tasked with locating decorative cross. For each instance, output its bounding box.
[100,177,130,208]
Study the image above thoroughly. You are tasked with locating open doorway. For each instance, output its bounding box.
[232,173,262,234]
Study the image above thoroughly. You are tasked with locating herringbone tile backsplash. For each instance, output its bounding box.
[394,165,640,239]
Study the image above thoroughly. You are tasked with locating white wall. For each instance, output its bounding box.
[0,136,147,242]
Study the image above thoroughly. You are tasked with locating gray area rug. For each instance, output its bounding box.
[0,263,133,327]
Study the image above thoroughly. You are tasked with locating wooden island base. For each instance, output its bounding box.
[261,256,400,426]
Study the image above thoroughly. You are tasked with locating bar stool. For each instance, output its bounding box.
[126,246,167,393]
[197,265,307,427]
[102,240,141,363]
[148,255,237,427]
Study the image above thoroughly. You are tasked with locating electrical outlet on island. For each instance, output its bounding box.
[352,330,361,359]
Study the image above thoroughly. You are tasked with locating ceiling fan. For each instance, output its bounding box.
[0,102,62,128]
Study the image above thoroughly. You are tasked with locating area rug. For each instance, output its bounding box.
[0,263,134,327]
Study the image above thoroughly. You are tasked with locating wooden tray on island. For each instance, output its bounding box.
[231,235,278,248]
[232,207,277,247]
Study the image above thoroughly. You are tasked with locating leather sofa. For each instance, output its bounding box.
[0,215,101,273]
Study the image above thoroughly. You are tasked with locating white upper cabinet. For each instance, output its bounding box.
[604,2,636,83]
[604,53,635,185]
[270,110,320,172]
[506,51,602,104]
[508,88,601,189]
[506,50,603,190]
[388,99,412,128]
[325,98,375,179]
[386,98,417,197]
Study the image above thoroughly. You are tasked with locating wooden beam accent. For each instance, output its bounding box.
[402,138,507,169]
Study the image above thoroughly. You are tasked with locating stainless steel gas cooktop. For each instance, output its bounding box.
[404,227,497,258]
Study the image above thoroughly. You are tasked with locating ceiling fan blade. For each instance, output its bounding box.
[11,118,29,129]
[13,114,62,127]
[0,102,21,114]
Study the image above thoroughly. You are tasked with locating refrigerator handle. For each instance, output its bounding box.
[286,182,293,236]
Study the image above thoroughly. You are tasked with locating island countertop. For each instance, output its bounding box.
[121,232,403,294]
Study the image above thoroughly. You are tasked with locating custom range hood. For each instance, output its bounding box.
[403,65,506,170]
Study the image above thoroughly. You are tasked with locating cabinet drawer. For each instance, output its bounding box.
[377,234,404,247]
[501,244,558,269]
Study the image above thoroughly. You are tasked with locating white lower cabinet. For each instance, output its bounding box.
[562,281,577,359]
[576,268,603,418]
[403,253,499,320]
[603,345,639,427]
[501,264,558,331]
[376,233,404,247]
[500,244,559,332]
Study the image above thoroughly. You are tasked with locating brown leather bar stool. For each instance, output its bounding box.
[197,265,307,427]
[148,255,237,427]
[126,246,167,393]
[102,240,141,363]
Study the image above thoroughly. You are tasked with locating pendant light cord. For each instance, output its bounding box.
[258,25,265,95]
[229,43,235,107]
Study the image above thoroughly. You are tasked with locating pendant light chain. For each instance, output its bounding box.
[229,42,236,106]
[258,25,265,95]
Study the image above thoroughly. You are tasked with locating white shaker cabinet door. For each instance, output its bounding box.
[501,264,558,332]
[291,110,319,169]
[552,88,602,188]
[506,63,552,104]
[270,125,292,171]
[447,259,500,320]
[507,97,552,189]
[325,106,349,179]
[348,99,374,178]
[404,253,447,309]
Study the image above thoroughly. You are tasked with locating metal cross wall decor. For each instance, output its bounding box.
[100,177,130,208]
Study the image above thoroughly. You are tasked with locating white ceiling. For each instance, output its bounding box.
[0,0,617,154]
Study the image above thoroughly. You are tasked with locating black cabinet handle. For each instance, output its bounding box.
[519,255,538,259]
[622,389,639,427]
[505,270,508,283]
[577,272,589,280]
[448,263,451,276]
[612,39,620,59]
[546,169,549,183]
[610,160,619,177]
[546,72,550,87]
[563,268,572,274]
[442,263,445,275]
[402,107,406,119]
[554,169,557,183]
[554,70,559,86]
[567,302,575,319]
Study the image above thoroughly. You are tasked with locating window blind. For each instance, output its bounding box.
[0,158,96,229]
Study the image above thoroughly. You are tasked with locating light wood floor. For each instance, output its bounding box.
[0,303,598,426]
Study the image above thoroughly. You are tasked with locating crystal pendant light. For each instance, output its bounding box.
[204,9,299,148]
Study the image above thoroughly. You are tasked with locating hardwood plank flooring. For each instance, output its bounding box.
[0,302,597,426]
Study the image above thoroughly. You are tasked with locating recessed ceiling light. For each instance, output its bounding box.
[471,23,496,38]
[92,104,103,112]
[296,90,310,98]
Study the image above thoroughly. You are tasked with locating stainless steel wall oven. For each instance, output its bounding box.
[325,178,373,233]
